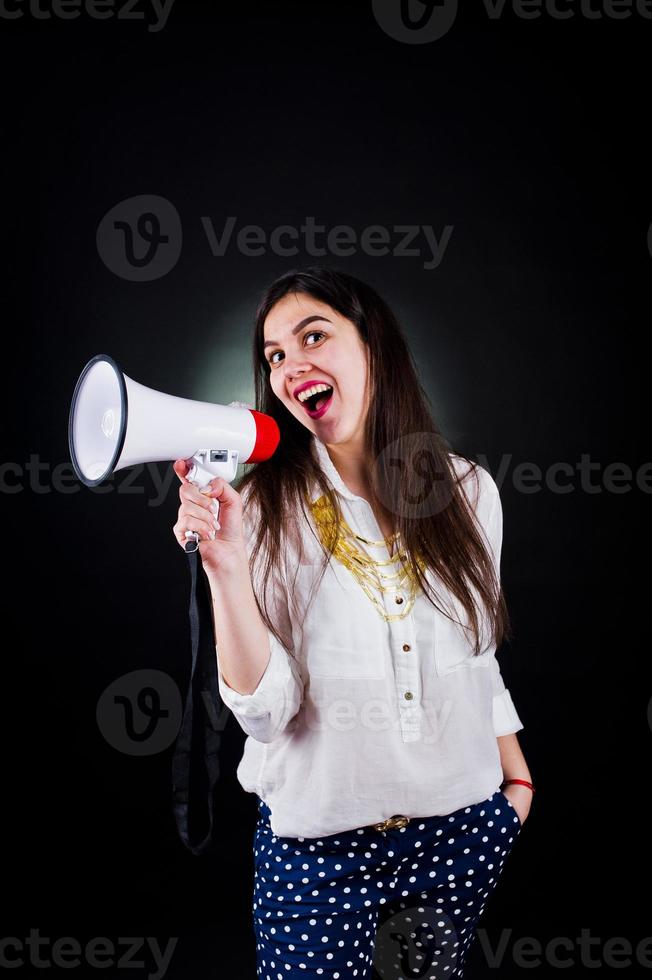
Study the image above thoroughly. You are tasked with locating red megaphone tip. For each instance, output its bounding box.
[248,410,280,463]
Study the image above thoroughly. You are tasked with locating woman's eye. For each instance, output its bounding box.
[268,331,324,365]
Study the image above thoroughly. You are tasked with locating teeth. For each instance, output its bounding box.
[297,383,332,403]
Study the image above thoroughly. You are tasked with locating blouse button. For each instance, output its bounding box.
[395,596,404,604]
[402,644,411,652]
[404,691,414,700]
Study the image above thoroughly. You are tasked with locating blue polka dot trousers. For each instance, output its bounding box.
[252,788,522,979]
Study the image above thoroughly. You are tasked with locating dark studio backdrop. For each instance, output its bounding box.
[2,1,648,978]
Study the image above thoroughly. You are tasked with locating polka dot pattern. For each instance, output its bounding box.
[252,789,521,977]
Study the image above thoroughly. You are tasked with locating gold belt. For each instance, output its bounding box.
[371,814,410,831]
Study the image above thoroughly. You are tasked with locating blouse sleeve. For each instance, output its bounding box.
[215,492,305,744]
[473,466,525,737]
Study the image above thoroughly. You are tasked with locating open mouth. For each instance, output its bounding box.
[298,385,334,419]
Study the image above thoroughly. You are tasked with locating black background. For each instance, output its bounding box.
[3,1,649,977]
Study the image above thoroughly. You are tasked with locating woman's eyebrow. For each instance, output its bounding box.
[264,316,332,349]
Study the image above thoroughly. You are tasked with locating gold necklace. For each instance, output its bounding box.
[308,494,426,621]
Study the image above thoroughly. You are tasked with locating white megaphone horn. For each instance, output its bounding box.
[68,354,280,552]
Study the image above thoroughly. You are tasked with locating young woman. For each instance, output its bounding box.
[172,267,534,979]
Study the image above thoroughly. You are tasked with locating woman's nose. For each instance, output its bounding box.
[283,351,312,380]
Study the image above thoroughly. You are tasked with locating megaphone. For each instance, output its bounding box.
[69,353,280,551]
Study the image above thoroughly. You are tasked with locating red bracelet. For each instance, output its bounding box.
[502,778,535,793]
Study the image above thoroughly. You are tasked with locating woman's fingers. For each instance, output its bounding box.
[173,515,216,545]
[181,499,219,528]
[177,471,219,525]
[179,481,215,511]
[173,459,190,482]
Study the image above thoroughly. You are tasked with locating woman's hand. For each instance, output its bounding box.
[172,459,247,575]
[502,783,533,826]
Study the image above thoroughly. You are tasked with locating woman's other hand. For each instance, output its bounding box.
[501,783,533,826]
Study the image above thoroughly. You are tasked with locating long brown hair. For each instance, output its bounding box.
[234,266,512,657]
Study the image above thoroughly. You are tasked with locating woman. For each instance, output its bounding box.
[172,267,534,979]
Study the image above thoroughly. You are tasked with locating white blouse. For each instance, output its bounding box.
[215,434,524,839]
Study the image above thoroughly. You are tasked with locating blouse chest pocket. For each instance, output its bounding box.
[294,563,387,679]
[432,590,494,677]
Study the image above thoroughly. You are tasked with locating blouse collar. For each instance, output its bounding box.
[310,434,364,503]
